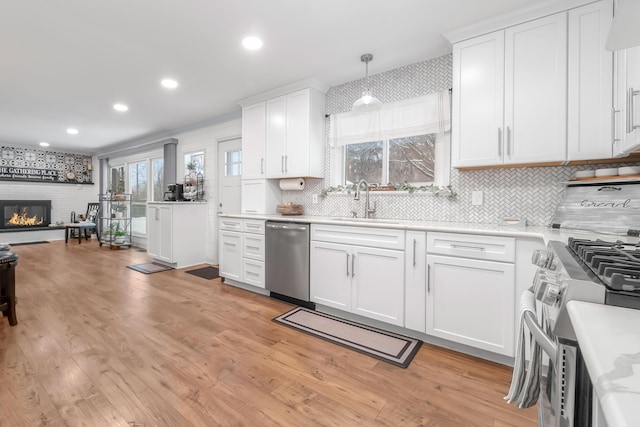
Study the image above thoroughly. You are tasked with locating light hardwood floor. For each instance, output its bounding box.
[0,240,537,426]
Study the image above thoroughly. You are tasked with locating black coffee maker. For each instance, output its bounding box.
[164,184,184,201]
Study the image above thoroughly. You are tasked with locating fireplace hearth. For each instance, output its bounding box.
[1,200,51,230]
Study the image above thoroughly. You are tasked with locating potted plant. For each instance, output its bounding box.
[185,162,197,185]
[114,230,127,244]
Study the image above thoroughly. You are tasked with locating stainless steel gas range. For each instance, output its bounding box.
[511,181,640,427]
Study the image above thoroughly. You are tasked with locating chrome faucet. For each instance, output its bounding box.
[354,179,376,218]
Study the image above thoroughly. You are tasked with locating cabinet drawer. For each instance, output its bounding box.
[243,219,265,234]
[427,232,515,263]
[242,259,265,288]
[242,233,265,261]
[219,218,242,231]
[311,224,405,250]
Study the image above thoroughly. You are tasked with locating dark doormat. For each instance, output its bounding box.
[127,262,174,274]
[274,307,422,368]
[8,241,49,246]
[185,266,219,280]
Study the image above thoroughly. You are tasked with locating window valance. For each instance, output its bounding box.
[329,90,451,147]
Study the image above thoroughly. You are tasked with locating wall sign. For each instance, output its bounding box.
[0,146,93,184]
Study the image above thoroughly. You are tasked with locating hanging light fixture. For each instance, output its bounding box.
[352,53,382,110]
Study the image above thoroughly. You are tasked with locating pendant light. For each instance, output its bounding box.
[352,53,382,110]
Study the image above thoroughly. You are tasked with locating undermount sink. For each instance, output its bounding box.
[330,217,400,224]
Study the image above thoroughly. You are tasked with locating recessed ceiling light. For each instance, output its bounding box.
[242,36,263,50]
[113,103,129,112]
[161,79,178,89]
[39,141,50,147]
[67,128,79,135]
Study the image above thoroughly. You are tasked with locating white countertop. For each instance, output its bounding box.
[567,301,640,427]
[218,213,640,244]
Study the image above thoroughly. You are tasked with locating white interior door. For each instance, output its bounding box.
[218,138,242,214]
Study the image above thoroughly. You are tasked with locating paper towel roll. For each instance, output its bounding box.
[279,178,305,191]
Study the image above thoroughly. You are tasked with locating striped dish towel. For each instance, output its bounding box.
[504,289,541,408]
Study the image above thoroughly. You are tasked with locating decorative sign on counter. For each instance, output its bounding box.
[0,146,93,184]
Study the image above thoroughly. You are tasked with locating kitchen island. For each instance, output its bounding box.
[567,301,640,427]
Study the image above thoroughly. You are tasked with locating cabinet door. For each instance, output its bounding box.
[220,231,242,281]
[567,0,613,161]
[284,89,310,177]
[351,246,405,326]
[504,12,567,164]
[613,46,640,156]
[241,179,279,215]
[147,205,173,262]
[242,102,266,179]
[405,231,426,333]
[452,30,505,167]
[265,96,287,178]
[426,255,515,356]
[310,241,351,311]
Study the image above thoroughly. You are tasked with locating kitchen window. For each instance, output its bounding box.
[344,134,436,185]
[151,158,164,202]
[330,91,451,188]
[184,151,205,176]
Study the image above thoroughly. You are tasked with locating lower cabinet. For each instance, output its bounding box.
[219,218,265,287]
[310,225,405,326]
[426,253,515,357]
[405,231,427,333]
[147,202,207,268]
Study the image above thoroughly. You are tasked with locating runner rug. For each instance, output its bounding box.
[273,307,422,368]
[127,262,173,274]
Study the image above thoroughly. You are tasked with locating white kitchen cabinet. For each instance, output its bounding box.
[240,179,280,215]
[452,12,568,167]
[310,241,352,311]
[219,218,266,288]
[219,230,242,281]
[427,254,515,356]
[405,231,427,333]
[567,0,614,160]
[613,46,640,156]
[147,204,172,262]
[310,224,405,326]
[426,232,516,356]
[241,102,266,179]
[265,88,325,179]
[147,203,207,268]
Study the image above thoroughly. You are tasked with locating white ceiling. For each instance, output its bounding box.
[0,0,549,153]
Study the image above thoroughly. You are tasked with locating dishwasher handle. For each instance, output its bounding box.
[266,223,308,232]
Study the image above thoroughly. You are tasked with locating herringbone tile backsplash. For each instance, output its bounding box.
[281,53,637,226]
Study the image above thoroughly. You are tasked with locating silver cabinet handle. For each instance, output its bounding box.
[224,242,236,247]
[451,243,485,251]
[412,239,417,267]
[281,155,285,173]
[244,210,258,213]
[261,158,264,175]
[427,263,431,293]
[155,207,159,221]
[498,127,502,156]
[628,87,640,133]
[506,126,512,156]
[351,254,356,278]
[285,155,288,173]
[246,245,260,250]
[612,108,621,144]
[346,253,350,277]
[246,271,260,277]
[246,224,261,228]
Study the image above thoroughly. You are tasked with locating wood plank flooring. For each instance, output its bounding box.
[0,240,538,426]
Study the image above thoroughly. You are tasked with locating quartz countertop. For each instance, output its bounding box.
[567,301,640,427]
[218,213,640,245]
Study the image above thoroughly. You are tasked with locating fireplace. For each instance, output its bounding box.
[0,200,51,230]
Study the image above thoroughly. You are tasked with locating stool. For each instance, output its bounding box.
[0,251,18,326]
[65,223,95,244]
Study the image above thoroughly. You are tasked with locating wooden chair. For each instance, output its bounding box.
[65,203,100,244]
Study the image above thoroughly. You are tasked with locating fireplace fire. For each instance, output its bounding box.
[0,200,51,230]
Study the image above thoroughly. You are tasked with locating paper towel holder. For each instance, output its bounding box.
[279,178,306,191]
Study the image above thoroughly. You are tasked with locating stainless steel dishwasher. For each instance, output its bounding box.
[265,221,314,308]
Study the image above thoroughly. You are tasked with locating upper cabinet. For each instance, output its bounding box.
[265,88,325,178]
[568,0,614,160]
[452,12,568,167]
[451,0,618,168]
[613,46,640,156]
[241,102,266,179]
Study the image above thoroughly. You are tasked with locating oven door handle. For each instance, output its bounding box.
[523,311,557,359]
